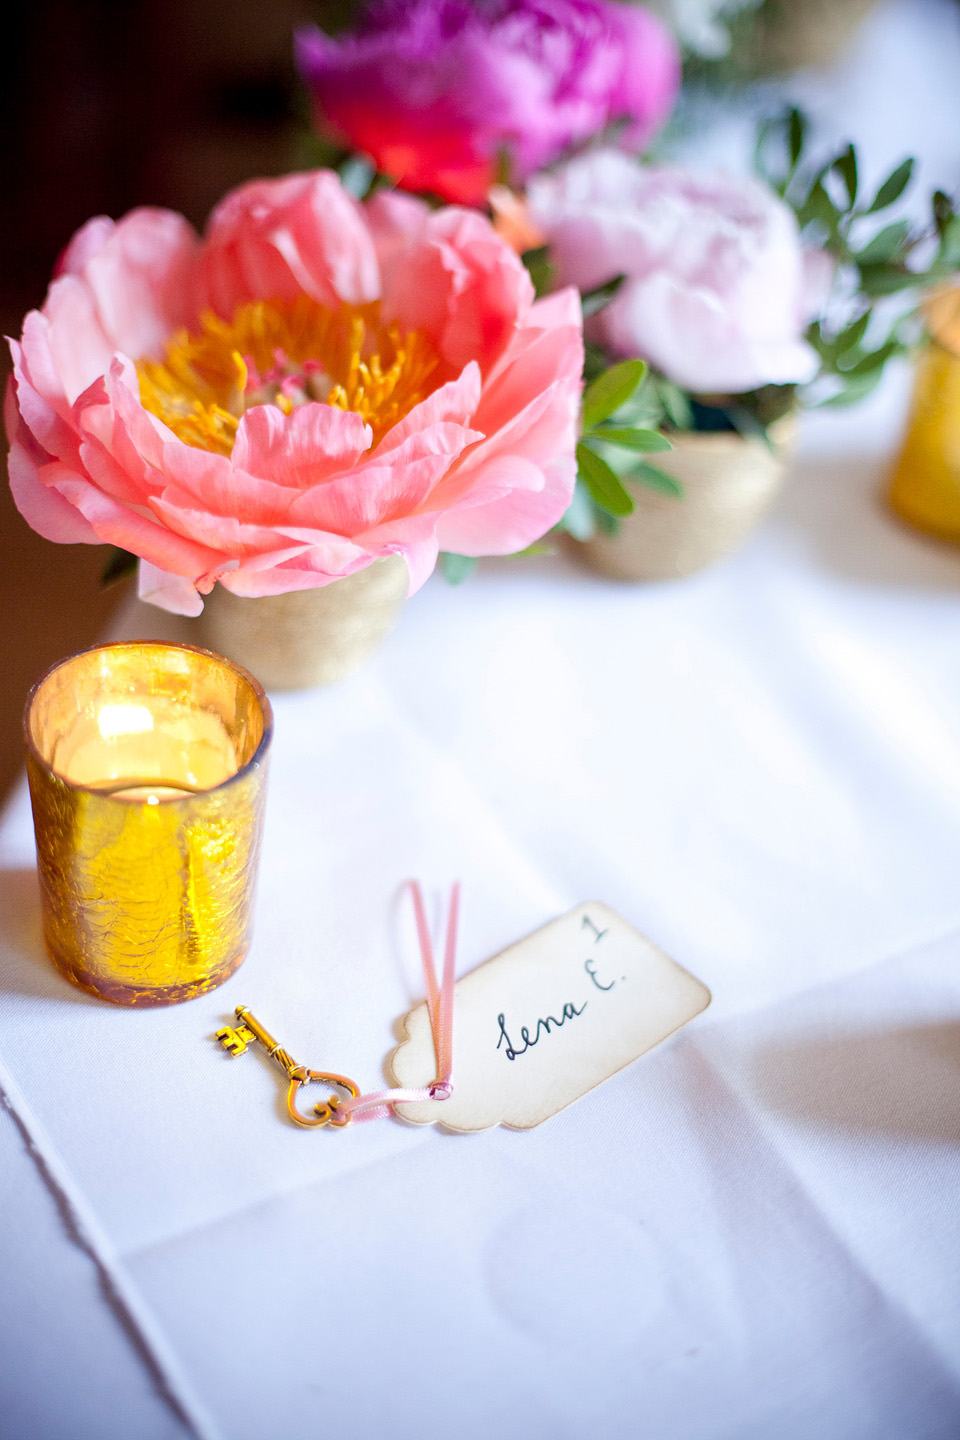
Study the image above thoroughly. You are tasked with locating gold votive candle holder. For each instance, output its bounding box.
[24,642,272,1006]
[887,288,960,545]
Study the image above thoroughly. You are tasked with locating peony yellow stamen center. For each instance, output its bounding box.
[136,296,441,455]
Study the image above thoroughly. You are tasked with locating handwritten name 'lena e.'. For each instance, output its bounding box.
[495,915,621,1062]
[388,900,712,1131]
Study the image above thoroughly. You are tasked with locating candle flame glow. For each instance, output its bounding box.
[97,705,156,740]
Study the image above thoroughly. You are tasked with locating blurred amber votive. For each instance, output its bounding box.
[888,289,960,545]
[24,642,272,1006]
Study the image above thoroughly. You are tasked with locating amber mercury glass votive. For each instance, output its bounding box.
[887,289,960,544]
[24,642,272,1006]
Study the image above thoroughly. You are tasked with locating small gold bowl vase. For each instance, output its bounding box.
[24,642,272,1006]
[194,556,409,690]
[570,419,795,582]
[887,289,960,545]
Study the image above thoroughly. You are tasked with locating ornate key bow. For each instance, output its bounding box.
[216,1006,359,1128]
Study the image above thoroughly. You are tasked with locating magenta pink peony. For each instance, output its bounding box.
[528,149,820,395]
[6,172,583,615]
[295,0,679,207]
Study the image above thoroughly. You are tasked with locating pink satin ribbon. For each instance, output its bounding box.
[336,880,459,1124]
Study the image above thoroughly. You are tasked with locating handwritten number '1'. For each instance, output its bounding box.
[582,914,608,943]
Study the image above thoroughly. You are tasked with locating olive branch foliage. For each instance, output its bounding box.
[756,107,960,410]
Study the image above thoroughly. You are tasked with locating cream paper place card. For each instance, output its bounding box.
[389,901,711,1131]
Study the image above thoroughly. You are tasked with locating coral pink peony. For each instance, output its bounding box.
[6,172,583,615]
[295,0,679,207]
[528,150,819,395]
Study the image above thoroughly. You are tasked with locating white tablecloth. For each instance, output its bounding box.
[3,3,960,1436]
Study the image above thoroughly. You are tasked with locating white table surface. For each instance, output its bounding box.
[3,3,960,1436]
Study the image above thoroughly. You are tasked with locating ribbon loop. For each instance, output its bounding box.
[334,881,459,1125]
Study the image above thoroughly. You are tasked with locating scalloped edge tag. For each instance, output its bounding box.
[388,901,711,1132]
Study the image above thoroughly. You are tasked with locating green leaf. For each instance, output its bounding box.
[580,274,626,319]
[630,462,683,498]
[560,479,598,540]
[832,144,858,208]
[805,319,831,358]
[739,383,798,429]
[493,145,514,189]
[937,214,960,267]
[100,548,138,587]
[577,442,635,515]
[594,506,620,536]
[756,108,806,195]
[439,553,478,584]
[932,189,954,236]
[797,181,841,236]
[858,264,918,297]
[591,426,672,453]
[788,108,805,169]
[725,404,776,452]
[293,132,348,172]
[819,369,885,407]
[754,115,785,192]
[655,377,693,430]
[508,541,554,559]
[866,159,914,214]
[833,311,870,358]
[836,339,902,379]
[521,245,554,300]
[856,220,910,265]
[582,359,648,429]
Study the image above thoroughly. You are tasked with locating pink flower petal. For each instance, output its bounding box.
[466,320,583,452]
[17,312,76,425]
[436,452,576,556]
[51,467,228,577]
[159,444,299,528]
[148,490,309,560]
[285,438,475,534]
[374,364,482,456]
[137,561,205,617]
[38,280,116,406]
[77,208,201,359]
[365,190,431,254]
[8,335,82,466]
[380,207,533,374]
[200,172,380,315]
[233,403,373,487]
[6,434,101,545]
[55,216,116,277]
[349,512,442,592]
[217,535,373,595]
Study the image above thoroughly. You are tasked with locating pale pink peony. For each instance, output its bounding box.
[6,172,583,615]
[528,149,819,395]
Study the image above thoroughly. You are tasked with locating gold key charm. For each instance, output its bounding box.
[215,1005,359,1128]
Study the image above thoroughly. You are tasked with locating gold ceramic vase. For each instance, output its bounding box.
[24,642,272,1006]
[745,0,881,72]
[572,421,794,583]
[887,289,960,546]
[194,555,409,690]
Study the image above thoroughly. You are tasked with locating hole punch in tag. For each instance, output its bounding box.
[388,901,711,1132]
